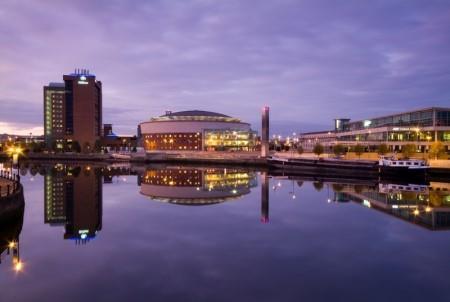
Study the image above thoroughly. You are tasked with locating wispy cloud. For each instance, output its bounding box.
[1,0,449,134]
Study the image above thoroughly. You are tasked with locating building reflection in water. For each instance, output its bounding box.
[44,164,102,243]
[139,166,258,205]
[332,181,450,230]
[261,172,269,223]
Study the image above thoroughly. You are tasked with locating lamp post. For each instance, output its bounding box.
[7,146,23,167]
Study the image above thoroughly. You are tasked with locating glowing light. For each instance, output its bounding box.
[14,261,23,272]
[413,209,420,215]
[425,206,431,213]
[7,146,23,157]
[8,241,16,249]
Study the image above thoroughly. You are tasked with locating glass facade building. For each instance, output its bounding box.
[299,107,450,152]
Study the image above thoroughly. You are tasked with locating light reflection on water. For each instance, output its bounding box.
[1,162,450,302]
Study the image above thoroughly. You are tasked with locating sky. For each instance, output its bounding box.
[0,0,449,136]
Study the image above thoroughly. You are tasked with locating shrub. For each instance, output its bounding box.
[353,144,365,158]
[313,143,324,157]
[377,143,389,155]
[333,144,345,157]
[402,144,416,159]
[313,181,324,191]
[429,141,446,159]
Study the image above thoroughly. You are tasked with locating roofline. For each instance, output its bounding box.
[299,130,334,136]
[139,120,251,127]
[348,106,450,124]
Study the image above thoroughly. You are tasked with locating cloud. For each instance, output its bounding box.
[1,0,449,135]
[0,122,43,136]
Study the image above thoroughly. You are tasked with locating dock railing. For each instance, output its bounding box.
[0,170,21,198]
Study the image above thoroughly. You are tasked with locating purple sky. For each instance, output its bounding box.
[1,0,449,135]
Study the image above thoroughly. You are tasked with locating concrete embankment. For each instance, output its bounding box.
[269,157,379,179]
[22,152,268,166]
[130,152,268,166]
[27,153,109,162]
[8,152,450,180]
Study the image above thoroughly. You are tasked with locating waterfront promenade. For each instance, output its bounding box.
[0,178,14,197]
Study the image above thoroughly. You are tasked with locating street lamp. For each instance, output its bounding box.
[7,146,23,165]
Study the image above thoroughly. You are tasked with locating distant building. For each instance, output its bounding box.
[44,69,102,151]
[101,124,137,151]
[299,107,450,153]
[139,110,257,151]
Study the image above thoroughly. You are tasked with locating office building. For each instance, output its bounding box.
[139,110,256,151]
[299,107,450,152]
[44,69,102,151]
[101,124,137,151]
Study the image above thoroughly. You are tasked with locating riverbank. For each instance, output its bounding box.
[2,152,450,178]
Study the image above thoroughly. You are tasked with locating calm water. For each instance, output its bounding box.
[1,163,450,302]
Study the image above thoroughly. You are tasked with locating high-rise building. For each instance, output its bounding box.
[44,69,102,151]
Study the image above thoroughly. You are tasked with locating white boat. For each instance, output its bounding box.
[378,156,429,170]
[378,183,429,194]
[111,153,131,160]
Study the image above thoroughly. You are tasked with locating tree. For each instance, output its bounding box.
[72,141,81,153]
[313,143,324,158]
[51,141,59,153]
[377,143,389,155]
[29,141,43,153]
[333,144,345,157]
[313,181,324,191]
[83,142,91,153]
[332,183,345,192]
[429,141,446,160]
[297,145,304,155]
[94,139,103,153]
[353,144,365,159]
[402,144,416,159]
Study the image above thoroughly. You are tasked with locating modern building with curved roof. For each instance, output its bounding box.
[139,110,256,151]
[139,167,258,205]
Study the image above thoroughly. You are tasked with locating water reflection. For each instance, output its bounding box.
[333,181,450,230]
[14,162,450,232]
[139,166,258,205]
[44,164,102,243]
[0,181,24,272]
